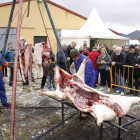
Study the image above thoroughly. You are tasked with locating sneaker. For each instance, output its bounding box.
[40,86,44,89]
[107,88,111,93]
[121,92,125,96]
[2,103,11,107]
[99,87,104,91]
[126,91,134,95]
[116,90,120,93]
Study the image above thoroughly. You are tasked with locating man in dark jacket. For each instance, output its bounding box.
[125,45,139,96]
[102,44,112,56]
[57,44,67,71]
[112,47,125,95]
[4,43,15,86]
[66,41,77,65]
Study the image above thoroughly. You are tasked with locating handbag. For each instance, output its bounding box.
[105,65,110,72]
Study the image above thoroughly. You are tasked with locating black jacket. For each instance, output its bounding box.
[66,45,74,65]
[106,47,112,56]
[125,52,139,66]
[57,50,67,70]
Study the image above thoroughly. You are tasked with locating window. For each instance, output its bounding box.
[34,36,47,45]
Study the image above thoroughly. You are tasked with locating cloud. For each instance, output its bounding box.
[1,0,140,34]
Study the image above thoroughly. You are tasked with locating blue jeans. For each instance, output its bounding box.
[94,69,99,85]
[47,76,55,89]
[116,72,124,92]
[0,72,7,105]
[9,65,13,86]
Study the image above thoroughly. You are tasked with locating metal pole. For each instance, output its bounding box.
[118,117,121,140]
[0,0,16,67]
[42,0,71,74]
[10,0,23,139]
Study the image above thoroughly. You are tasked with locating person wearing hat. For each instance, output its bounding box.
[88,46,100,87]
[70,49,95,118]
[125,45,139,96]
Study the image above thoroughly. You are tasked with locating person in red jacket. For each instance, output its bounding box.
[88,47,100,87]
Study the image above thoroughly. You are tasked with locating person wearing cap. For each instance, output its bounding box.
[57,44,67,71]
[70,49,95,118]
[0,53,11,107]
[125,45,139,96]
[88,46,100,87]
[70,49,95,87]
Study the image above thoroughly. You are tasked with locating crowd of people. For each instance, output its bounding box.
[1,40,140,107]
[57,41,140,97]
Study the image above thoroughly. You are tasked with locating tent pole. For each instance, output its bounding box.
[10,0,23,139]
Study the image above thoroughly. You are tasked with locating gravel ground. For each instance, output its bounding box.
[0,78,140,140]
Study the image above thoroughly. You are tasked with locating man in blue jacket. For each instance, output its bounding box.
[70,49,95,87]
[0,53,11,107]
[4,43,15,86]
[70,49,95,118]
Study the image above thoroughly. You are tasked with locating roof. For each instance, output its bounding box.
[73,7,128,40]
[0,0,122,36]
[0,0,87,20]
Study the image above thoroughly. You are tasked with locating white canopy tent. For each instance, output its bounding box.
[61,7,129,50]
[129,40,140,45]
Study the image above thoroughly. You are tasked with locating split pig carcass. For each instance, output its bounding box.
[40,57,140,126]
[34,42,50,77]
[19,38,32,82]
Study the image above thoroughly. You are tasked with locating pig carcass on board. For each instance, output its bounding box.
[34,42,50,77]
[40,57,140,126]
[19,38,32,82]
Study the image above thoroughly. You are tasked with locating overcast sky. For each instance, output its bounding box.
[1,0,140,34]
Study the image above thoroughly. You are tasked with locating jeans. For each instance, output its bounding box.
[0,72,7,105]
[9,65,13,86]
[41,75,47,87]
[47,76,55,89]
[94,69,99,85]
[100,69,110,88]
[116,72,124,92]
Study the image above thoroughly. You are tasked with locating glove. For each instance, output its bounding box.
[4,62,8,67]
[0,67,2,71]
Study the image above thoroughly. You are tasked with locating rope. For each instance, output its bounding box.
[27,0,31,17]
[36,0,52,49]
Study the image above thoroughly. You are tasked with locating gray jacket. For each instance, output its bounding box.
[96,54,111,69]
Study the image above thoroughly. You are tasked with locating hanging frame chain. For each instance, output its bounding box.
[36,0,52,49]
[27,0,31,17]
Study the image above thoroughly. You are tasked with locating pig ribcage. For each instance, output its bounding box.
[57,68,123,116]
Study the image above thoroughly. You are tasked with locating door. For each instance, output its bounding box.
[90,40,96,51]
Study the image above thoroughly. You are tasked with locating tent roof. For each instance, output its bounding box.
[62,7,129,40]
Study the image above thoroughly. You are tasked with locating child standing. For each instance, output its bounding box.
[47,58,56,90]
